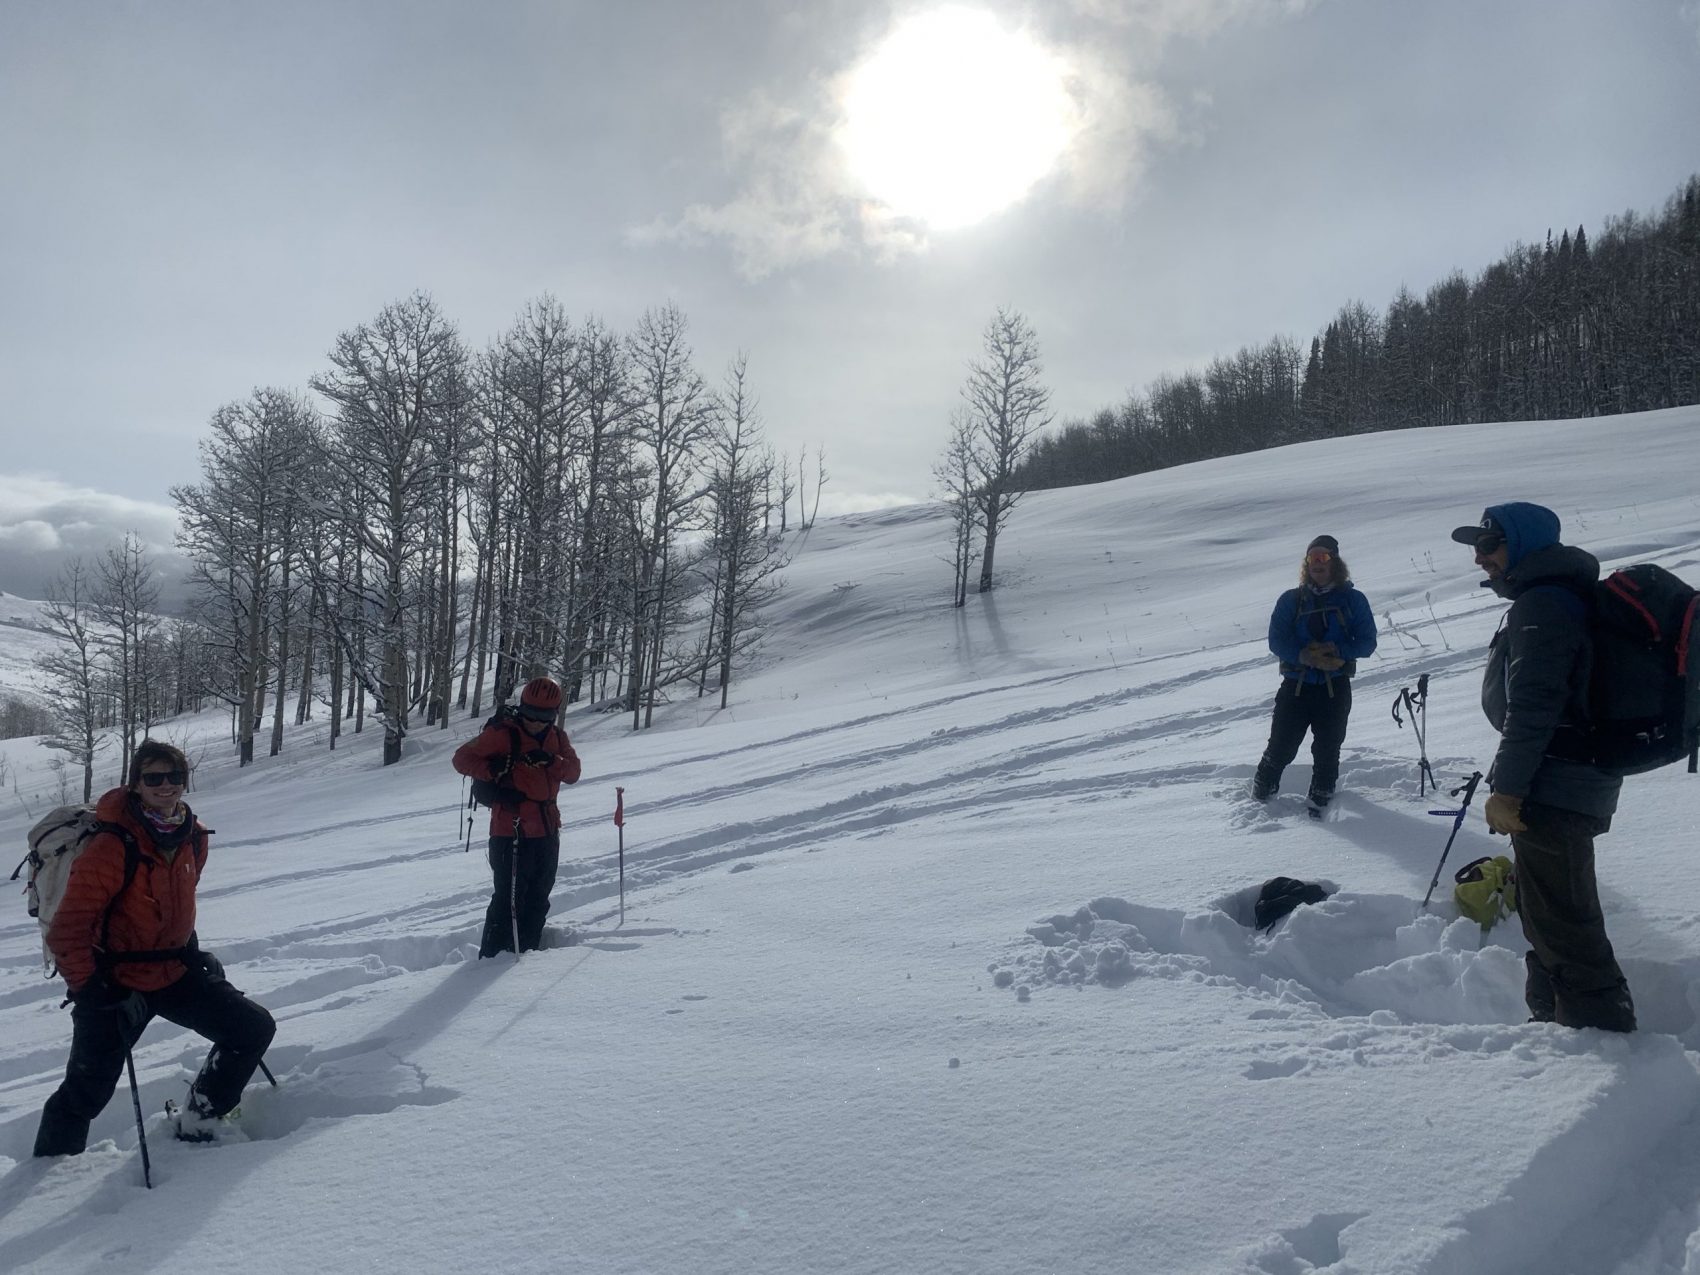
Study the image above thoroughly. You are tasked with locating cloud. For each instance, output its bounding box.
[1065,0,1317,39]
[0,473,187,603]
[627,88,861,279]
[631,1,1310,277]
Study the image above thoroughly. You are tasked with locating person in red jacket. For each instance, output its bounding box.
[452,677,583,957]
[34,740,276,1156]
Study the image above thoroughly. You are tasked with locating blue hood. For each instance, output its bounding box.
[1484,501,1561,569]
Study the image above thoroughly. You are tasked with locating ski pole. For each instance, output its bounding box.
[1392,674,1435,795]
[614,787,626,928]
[259,1058,277,1087]
[1420,770,1484,911]
[510,835,522,958]
[125,1044,152,1189]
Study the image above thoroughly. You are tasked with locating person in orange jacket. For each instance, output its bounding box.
[452,677,582,956]
[34,740,276,1156]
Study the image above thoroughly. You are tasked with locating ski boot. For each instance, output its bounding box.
[166,1091,234,1143]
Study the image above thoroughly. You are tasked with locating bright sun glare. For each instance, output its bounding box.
[840,6,1076,231]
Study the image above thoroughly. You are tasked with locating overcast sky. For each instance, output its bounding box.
[2,0,1698,599]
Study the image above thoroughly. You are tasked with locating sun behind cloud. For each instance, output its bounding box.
[838,6,1078,230]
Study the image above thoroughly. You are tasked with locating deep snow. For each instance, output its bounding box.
[2,407,1699,1274]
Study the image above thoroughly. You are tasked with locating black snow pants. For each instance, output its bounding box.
[1514,801,1635,1032]
[480,833,561,957]
[35,966,276,1156]
[1254,677,1352,796]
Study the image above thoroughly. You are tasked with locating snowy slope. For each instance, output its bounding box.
[0,592,57,712]
[2,406,1699,1274]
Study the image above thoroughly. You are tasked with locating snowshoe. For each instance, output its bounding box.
[1306,787,1334,820]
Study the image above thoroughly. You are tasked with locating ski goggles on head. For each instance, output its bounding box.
[1305,548,1333,565]
[139,769,188,787]
[515,703,558,724]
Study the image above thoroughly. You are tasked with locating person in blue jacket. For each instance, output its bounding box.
[1251,534,1378,807]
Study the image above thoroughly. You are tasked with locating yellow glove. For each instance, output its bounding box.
[1484,793,1527,835]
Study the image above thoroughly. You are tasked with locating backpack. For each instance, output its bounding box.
[1253,877,1332,931]
[11,805,143,975]
[466,711,526,810]
[1568,564,1700,775]
[1454,855,1516,929]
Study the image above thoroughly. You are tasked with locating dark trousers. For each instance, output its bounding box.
[1255,678,1352,795]
[480,833,561,957]
[1514,801,1635,1031]
[35,968,276,1156]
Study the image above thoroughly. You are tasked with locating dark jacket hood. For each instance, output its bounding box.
[1485,501,1561,571]
[1491,541,1599,600]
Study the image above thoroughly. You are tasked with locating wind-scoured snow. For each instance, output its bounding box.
[2,408,1700,1273]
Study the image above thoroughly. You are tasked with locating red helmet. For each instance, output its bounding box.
[520,677,562,711]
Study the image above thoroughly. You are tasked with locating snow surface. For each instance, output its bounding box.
[3,407,1700,1274]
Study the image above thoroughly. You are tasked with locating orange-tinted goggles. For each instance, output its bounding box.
[1306,548,1333,565]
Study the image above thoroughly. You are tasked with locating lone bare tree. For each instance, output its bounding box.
[963,308,1052,594]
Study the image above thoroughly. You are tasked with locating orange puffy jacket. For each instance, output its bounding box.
[452,715,582,838]
[46,788,209,994]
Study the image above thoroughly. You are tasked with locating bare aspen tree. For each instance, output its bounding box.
[963,308,1052,594]
[94,532,160,777]
[626,303,711,729]
[795,445,808,530]
[36,559,106,802]
[562,316,639,705]
[776,450,795,534]
[173,387,315,765]
[312,292,470,765]
[483,297,580,703]
[806,444,829,530]
[703,355,787,708]
[933,408,982,608]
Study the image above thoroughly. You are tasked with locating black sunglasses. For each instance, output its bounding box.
[139,769,187,787]
[514,704,557,724]
[1474,531,1506,555]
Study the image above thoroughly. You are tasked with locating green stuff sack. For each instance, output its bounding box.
[1454,855,1517,928]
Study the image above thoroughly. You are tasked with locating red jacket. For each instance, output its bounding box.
[452,716,582,838]
[46,788,209,994]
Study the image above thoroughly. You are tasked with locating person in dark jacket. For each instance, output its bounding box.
[1252,535,1379,807]
[1452,502,1635,1032]
[35,740,276,1156]
[452,676,583,957]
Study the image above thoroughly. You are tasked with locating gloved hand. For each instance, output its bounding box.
[522,748,553,767]
[70,973,128,1007]
[1299,642,1344,671]
[488,753,513,781]
[196,948,226,984]
[69,974,147,1030]
[1484,792,1527,835]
